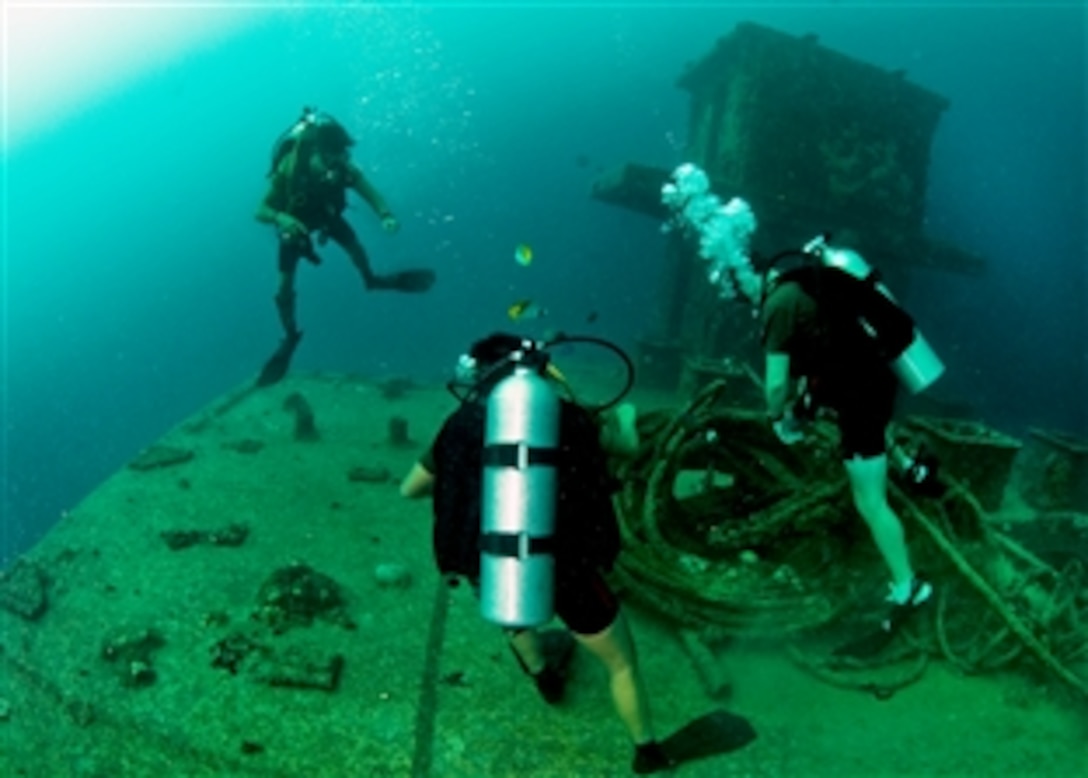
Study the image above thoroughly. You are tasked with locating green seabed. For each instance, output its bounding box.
[0,372,1084,777]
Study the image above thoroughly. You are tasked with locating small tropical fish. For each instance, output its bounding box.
[507,298,547,321]
[514,243,533,267]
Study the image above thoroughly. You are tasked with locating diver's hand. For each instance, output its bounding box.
[276,213,309,238]
[380,214,400,234]
[772,412,805,446]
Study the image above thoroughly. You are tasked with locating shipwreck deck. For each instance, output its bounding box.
[0,374,1083,777]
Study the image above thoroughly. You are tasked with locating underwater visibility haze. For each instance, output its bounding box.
[2,2,1084,562]
[0,3,1085,775]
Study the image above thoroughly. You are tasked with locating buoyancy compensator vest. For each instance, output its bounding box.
[808,237,945,394]
[437,333,633,629]
[770,236,945,395]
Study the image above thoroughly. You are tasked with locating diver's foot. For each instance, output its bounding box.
[513,629,575,705]
[531,665,566,705]
[632,741,677,774]
[534,629,576,704]
[832,576,932,660]
[881,576,933,634]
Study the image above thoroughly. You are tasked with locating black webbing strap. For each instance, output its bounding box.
[483,442,559,469]
[480,531,556,559]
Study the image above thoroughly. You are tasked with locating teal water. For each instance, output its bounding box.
[2,2,1084,567]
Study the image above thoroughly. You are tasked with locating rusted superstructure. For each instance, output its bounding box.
[592,23,985,389]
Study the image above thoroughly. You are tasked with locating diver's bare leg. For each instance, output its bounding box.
[574,611,656,745]
[327,217,379,289]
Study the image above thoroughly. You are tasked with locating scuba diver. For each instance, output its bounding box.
[399,332,675,774]
[737,239,936,644]
[254,108,436,387]
[662,164,940,653]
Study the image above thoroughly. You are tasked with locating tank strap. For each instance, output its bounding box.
[480,532,556,558]
[483,442,560,469]
[862,267,883,287]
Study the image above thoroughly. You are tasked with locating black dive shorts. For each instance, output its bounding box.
[553,565,620,636]
[467,565,620,637]
[833,374,898,459]
[276,215,357,273]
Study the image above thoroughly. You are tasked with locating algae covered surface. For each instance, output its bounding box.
[0,374,1084,777]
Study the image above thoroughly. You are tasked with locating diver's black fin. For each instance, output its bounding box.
[376,268,436,293]
[256,331,303,388]
[659,709,757,765]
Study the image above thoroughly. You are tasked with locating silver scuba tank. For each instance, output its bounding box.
[814,240,946,395]
[480,363,560,628]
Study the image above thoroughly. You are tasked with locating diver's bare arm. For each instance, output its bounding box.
[255,177,291,228]
[399,463,435,499]
[348,164,394,219]
[764,352,793,419]
[256,178,309,235]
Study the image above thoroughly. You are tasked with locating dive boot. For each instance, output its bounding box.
[511,629,576,704]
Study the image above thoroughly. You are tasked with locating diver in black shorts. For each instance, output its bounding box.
[254,108,435,386]
[400,333,674,774]
[735,243,936,638]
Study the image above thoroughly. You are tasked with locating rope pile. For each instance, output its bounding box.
[612,380,1088,698]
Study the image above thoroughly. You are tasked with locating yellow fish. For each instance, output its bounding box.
[514,243,533,267]
[507,298,547,321]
